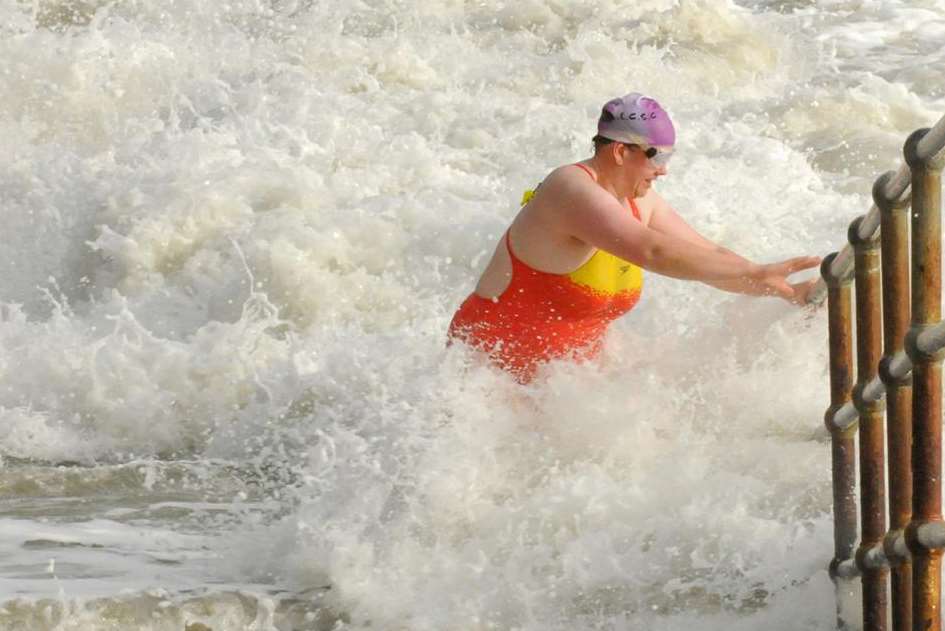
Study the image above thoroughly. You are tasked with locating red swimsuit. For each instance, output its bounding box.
[448,164,644,382]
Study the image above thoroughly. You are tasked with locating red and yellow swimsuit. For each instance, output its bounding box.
[448,164,644,382]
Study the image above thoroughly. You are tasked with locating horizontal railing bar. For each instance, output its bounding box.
[862,542,889,570]
[814,165,907,301]
[815,166,909,297]
[809,111,945,305]
[918,522,945,550]
[810,214,879,307]
[831,403,859,431]
[835,558,860,579]
[828,246,855,285]
[835,530,912,579]
[918,322,945,358]
[887,350,913,382]
[889,531,910,562]
[917,115,945,163]
[851,204,883,249]
[829,322,945,431]
[829,365,895,431]
[875,164,914,211]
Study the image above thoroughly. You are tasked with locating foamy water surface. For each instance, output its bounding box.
[1,0,943,629]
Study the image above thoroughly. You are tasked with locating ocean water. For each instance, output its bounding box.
[1,0,943,629]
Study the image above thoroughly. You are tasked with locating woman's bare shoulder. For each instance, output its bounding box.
[542,163,593,187]
[530,163,603,209]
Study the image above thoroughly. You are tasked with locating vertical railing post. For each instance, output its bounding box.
[850,216,888,631]
[903,128,945,631]
[874,172,913,631]
[822,252,858,630]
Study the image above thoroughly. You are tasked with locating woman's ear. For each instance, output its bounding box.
[611,142,624,166]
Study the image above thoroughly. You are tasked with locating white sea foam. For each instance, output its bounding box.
[1,0,942,628]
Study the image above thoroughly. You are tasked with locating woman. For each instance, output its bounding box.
[448,93,820,383]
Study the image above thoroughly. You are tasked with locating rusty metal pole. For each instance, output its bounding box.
[875,172,914,631]
[822,252,858,630]
[850,216,888,631]
[903,128,945,631]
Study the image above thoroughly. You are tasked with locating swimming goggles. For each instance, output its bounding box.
[627,144,673,167]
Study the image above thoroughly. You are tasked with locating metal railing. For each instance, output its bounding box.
[820,113,945,631]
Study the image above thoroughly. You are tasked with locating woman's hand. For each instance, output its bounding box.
[753,256,822,304]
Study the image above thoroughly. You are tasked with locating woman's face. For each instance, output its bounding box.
[622,144,671,198]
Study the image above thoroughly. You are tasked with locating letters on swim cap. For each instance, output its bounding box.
[597,93,676,147]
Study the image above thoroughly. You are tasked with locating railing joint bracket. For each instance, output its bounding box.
[905,324,945,364]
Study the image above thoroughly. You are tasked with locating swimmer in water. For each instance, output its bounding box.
[448,92,821,383]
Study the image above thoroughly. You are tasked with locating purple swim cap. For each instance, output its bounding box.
[597,93,675,147]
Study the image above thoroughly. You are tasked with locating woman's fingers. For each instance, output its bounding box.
[774,255,822,276]
[762,275,795,300]
[788,278,819,305]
